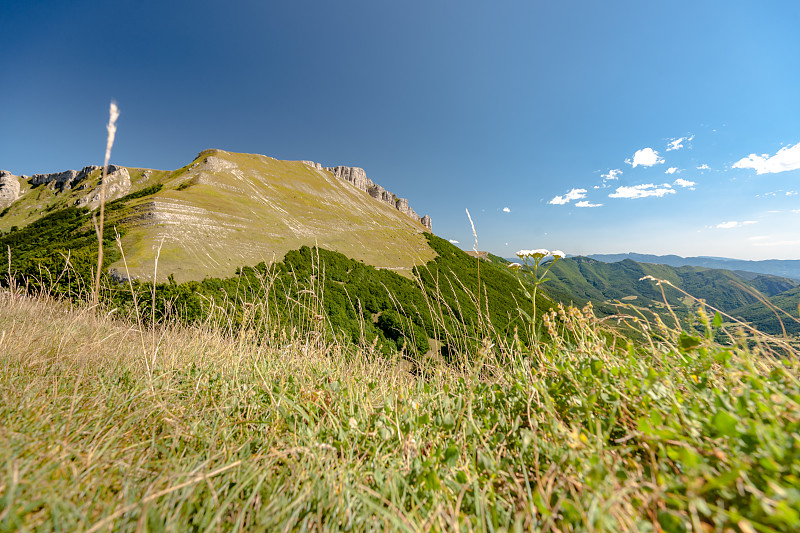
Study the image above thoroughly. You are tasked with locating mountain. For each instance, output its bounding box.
[584,252,800,281]
[3,150,797,341]
[0,150,434,282]
[729,286,800,336]
[502,255,800,335]
[546,257,788,310]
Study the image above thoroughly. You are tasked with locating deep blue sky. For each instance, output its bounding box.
[2,1,799,259]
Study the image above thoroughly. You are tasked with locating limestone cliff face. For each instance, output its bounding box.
[0,170,22,209]
[74,167,132,209]
[31,165,103,191]
[327,166,373,191]
[301,161,432,230]
[0,165,132,211]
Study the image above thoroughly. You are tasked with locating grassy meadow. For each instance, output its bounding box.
[2,267,800,532]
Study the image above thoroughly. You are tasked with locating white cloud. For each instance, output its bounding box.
[602,169,622,181]
[625,148,665,168]
[449,239,459,244]
[549,188,587,205]
[502,207,511,213]
[733,142,800,174]
[609,183,675,199]
[756,189,798,198]
[673,178,695,188]
[665,167,679,174]
[716,220,757,229]
[697,164,710,170]
[575,200,603,208]
[666,134,694,152]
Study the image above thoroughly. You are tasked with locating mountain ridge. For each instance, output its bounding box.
[582,252,800,280]
[0,149,436,282]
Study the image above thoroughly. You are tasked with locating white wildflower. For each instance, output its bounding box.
[516,249,550,259]
[551,250,566,259]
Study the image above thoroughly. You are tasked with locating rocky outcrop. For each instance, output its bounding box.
[302,161,432,231]
[74,167,132,209]
[300,161,323,171]
[367,183,393,204]
[202,156,237,173]
[326,166,373,191]
[31,165,104,192]
[0,165,133,212]
[0,170,22,209]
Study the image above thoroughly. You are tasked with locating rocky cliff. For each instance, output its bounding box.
[0,165,131,211]
[0,171,22,209]
[301,161,432,230]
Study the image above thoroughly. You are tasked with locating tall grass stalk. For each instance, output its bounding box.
[92,101,119,306]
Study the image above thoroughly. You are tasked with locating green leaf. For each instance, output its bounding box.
[657,510,687,533]
[443,445,459,466]
[638,416,653,436]
[712,410,739,437]
[680,447,702,469]
[679,332,702,352]
[424,469,442,491]
[441,413,455,430]
[712,312,722,328]
[713,350,732,364]
[650,410,664,427]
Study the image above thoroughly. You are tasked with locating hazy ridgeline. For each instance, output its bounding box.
[2,236,800,531]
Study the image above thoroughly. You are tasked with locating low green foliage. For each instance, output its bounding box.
[97,234,552,359]
[0,207,117,295]
[106,182,164,206]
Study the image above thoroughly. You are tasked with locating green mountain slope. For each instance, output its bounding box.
[0,150,435,282]
[529,256,800,332]
[584,252,800,281]
[135,234,554,356]
[731,286,800,335]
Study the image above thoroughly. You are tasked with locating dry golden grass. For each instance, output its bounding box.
[3,284,800,532]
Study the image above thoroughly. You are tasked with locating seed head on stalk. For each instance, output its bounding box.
[92,101,119,306]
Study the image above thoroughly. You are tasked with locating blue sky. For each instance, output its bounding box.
[2,1,799,259]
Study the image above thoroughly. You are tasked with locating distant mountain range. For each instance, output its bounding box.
[2,149,797,340]
[496,253,800,335]
[582,253,800,281]
[543,257,800,335]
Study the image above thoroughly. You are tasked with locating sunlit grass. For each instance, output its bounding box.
[2,278,799,532]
